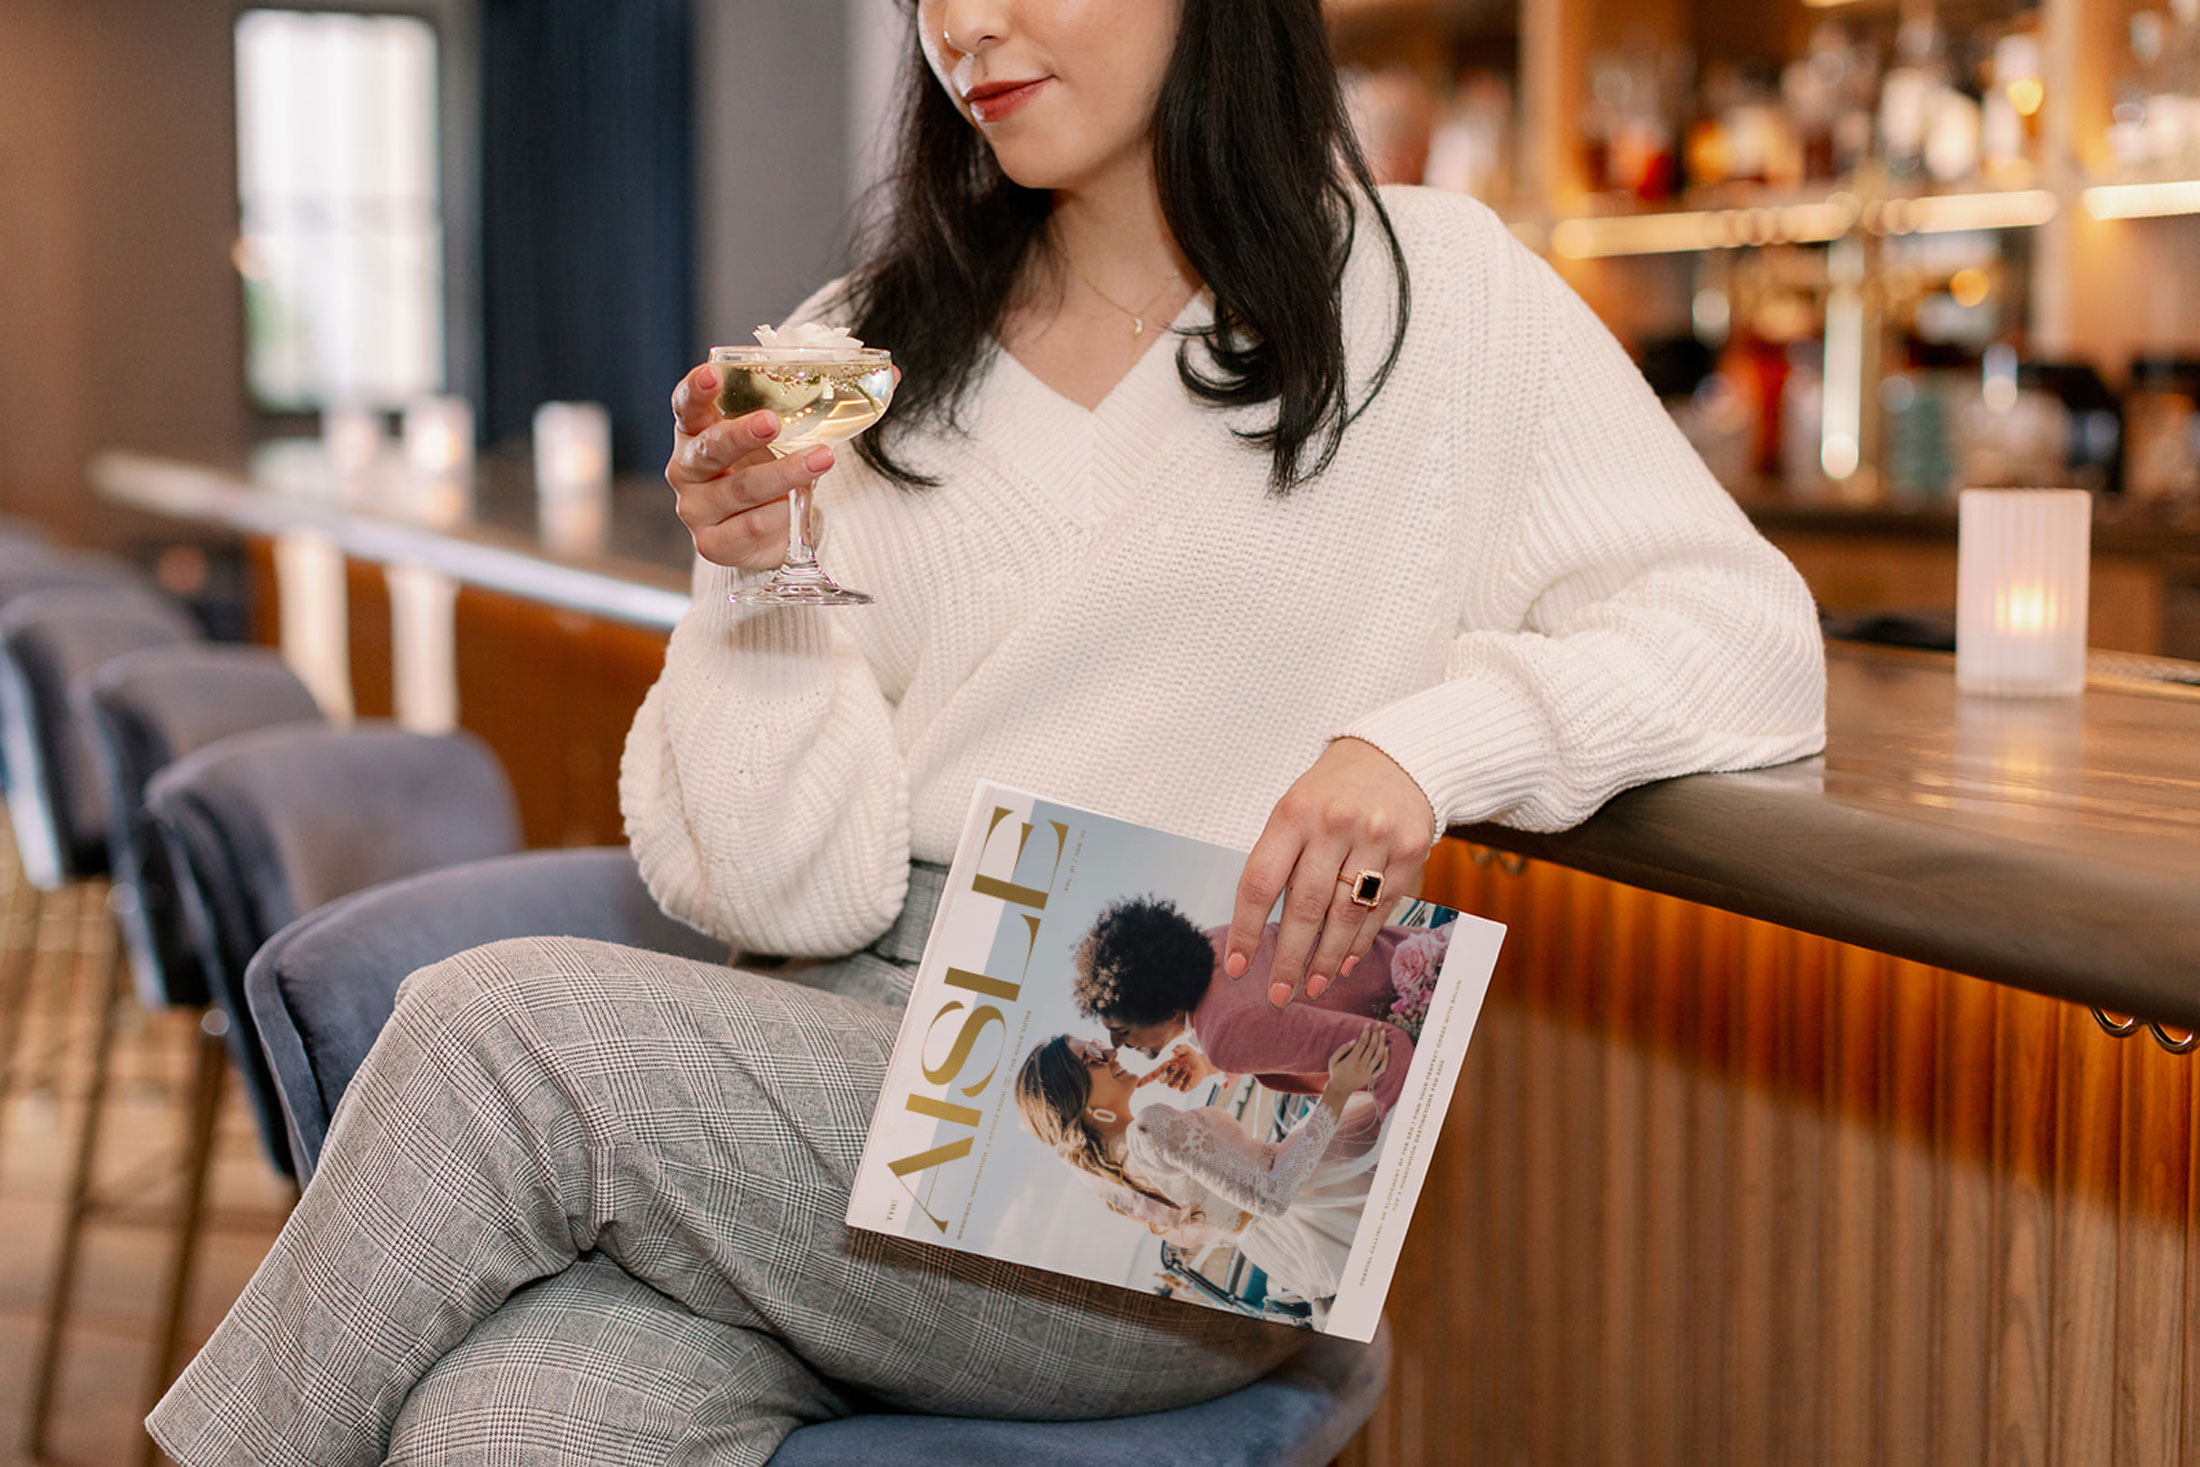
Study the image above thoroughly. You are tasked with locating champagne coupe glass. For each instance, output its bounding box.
[711,343,894,606]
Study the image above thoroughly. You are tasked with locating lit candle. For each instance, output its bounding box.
[1956,488,2091,698]
[402,396,475,527]
[322,405,384,493]
[533,401,612,501]
[533,402,613,555]
[403,396,474,479]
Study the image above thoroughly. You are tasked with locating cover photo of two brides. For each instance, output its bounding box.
[848,786,1499,1341]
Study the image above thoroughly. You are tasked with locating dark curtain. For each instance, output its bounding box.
[481,0,692,472]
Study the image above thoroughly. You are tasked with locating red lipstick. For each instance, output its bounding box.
[966,77,1048,123]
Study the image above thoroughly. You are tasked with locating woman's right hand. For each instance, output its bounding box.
[1325,1025,1391,1096]
[666,362,836,569]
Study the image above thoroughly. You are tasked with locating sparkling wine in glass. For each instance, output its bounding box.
[711,343,893,606]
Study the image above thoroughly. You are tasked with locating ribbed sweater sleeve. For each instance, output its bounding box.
[1339,243,1827,834]
[619,555,910,956]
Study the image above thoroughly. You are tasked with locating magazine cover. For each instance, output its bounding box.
[846,781,1505,1342]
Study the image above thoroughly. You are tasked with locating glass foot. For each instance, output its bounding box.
[730,566,873,606]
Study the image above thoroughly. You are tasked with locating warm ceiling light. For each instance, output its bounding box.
[1949,267,1991,307]
[2006,78,2045,117]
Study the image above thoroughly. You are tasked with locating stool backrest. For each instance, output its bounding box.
[147,723,522,1172]
[80,644,326,1007]
[0,585,200,889]
[246,847,727,1182]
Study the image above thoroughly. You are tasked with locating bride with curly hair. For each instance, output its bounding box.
[1015,1027,1392,1315]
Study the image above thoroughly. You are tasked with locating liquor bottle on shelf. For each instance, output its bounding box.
[2124,356,2200,502]
[1953,341,2072,490]
[1424,72,1517,208]
[1780,28,1843,185]
[1584,38,1681,200]
[1879,13,1950,183]
[1686,60,1805,194]
[2115,8,2200,178]
[1341,67,1438,188]
[1780,22,1880,185]
[2170,0,2200,175]
[1982,26,2045,186]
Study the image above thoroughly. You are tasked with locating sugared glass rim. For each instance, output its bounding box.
[710,345,891,365]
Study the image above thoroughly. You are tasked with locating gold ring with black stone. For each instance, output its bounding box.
[1341,868,1384,909]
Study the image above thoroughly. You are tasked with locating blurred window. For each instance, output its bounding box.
[235,10,442,410]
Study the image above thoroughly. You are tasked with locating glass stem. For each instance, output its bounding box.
[784,481,820,573]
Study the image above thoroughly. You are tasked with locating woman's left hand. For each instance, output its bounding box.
[1225,737,1436,1009]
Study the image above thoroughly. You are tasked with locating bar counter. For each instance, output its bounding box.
[1464,644,2200,1031]
[93,445,694,630]
[96,447,2200,1026]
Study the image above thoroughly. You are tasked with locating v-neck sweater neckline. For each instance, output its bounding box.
[975,293,1213,524]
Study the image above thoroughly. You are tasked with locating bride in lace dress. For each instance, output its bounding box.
[1013,1027,1392,1310]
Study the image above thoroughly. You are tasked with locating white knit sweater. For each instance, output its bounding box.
[620,186,1826,957]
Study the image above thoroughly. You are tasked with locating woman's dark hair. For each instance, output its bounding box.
[844,0,1410,494]
[1072,897,1217,1027]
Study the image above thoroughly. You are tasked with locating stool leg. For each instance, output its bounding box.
[136,1010,229,1466]
[0,882,49,1148]
[26,936,128,1462]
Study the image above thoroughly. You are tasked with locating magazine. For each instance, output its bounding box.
[845,781,1505,1342]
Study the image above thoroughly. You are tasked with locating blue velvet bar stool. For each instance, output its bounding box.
[75,643,327,1439]
[0,557,186,1053]
[146,720,521,1172]
[242,848,1393,1466]
[0,584,205,1461]
[0,583,201,1095]
[133,722,521,1467]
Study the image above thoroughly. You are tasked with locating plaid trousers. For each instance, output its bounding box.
[147,934,1298,1466]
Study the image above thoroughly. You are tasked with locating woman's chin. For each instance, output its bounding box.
[986,151,1071,193]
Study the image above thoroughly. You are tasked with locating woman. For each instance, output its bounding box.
[1016,1029,1393,1317]
[150,0,1824,1461]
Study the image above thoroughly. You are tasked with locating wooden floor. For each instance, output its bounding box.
[0,874,289,1467]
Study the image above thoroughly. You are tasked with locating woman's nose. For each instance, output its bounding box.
[933,0,1009,56]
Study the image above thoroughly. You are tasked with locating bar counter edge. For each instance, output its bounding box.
[93,450,2200,1030]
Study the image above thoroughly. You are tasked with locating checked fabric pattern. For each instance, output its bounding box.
[148,937,1296,1466]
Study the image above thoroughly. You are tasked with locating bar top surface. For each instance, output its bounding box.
[93,445,694,629]
[97,450,2200,1023]
[1460,642,2200,1027]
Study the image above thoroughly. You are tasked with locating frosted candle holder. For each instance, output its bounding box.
[532,401,612,501]
[322,406,384,488]
[1955,488,2091,698]
[403,396,474,480]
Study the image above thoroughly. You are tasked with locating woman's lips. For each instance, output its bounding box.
[968,78,1048,124]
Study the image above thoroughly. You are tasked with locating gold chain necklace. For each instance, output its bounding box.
[1067,263,1184,340]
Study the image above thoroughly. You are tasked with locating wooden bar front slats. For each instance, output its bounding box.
[1343,846,2200,1467]
[248,539,669,848]
[450,588,667,849]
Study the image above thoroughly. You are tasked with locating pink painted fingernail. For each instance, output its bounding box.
[1340,955,1360,977]
[1307,974,1331,999]
[1225,952,1248,978]
[752,411,778,439]
[1268,981,1292,1009]
[804,446,833,473]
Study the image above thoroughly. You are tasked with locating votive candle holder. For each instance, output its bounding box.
[1955,487,2091,698]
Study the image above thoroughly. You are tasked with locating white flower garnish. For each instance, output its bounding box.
[753,321,865,351]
